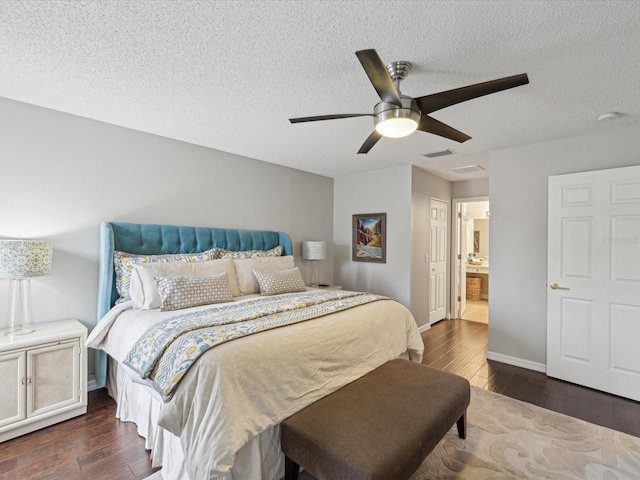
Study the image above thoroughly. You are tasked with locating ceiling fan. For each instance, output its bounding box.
[289,49,529,154]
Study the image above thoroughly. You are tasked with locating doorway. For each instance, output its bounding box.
[451,197,489,323]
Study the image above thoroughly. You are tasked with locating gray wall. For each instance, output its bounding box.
[410,166,452,327]
[333,165,451,330]
[0,97,334,374]
[452,178,489,199]
[489,125,640,367]
[333,166,413,307]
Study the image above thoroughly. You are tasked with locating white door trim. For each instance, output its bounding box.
[450,196,489,319]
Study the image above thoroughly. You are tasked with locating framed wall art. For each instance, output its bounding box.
[352,213,386,263]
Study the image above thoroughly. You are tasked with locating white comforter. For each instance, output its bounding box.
[87,291,424,479]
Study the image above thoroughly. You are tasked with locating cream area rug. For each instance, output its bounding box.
[146,386,640,479]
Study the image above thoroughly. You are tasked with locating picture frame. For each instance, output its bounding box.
[352,213,386,263]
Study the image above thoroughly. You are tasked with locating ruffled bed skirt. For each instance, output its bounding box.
[107,358,285,480]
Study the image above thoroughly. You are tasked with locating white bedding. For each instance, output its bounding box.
[87,290,424,480]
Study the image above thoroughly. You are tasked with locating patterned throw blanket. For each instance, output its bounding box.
[125,290,387,401]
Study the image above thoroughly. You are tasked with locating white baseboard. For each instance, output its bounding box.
[418,323,431,333]
[486,351,547,374]
[87,374,99,392]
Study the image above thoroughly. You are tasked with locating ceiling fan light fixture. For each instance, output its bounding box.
[375,117,418,138]
[373,97,421,138]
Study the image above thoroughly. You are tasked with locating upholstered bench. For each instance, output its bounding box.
[280,359,470,480]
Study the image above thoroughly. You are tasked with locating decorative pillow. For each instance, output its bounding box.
[113,248,219,302]
[130,258,240,309]
[154,272,233,311]
[233,256,296,295]
[218,245,283,259]
[254,267,307,296]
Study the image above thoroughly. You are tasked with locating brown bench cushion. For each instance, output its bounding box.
[280,359,470,480]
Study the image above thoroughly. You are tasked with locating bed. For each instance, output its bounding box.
[87,221,424,480]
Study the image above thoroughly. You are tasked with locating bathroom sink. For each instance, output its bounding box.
[468,263,489,270]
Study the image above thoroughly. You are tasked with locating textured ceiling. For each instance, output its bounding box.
[1,1,639,181]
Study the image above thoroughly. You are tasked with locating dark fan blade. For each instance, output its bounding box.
[355,49,402,107]
[357,131,382,154]
[418,116,471,143]
[415,73,529,115]
[289,113,372,124]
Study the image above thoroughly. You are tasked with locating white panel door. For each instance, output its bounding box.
[547,165,640,401]
[429,199,448,324]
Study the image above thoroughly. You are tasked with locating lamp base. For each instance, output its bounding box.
[311,260,319,288]
[4,278,35,336]
[4,326,35,336]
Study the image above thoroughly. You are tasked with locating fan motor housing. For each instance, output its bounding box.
[373,96,421,137]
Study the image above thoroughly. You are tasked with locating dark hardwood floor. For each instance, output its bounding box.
[1,318,638,479]
[0,391,159,480]
[421,319,640,438]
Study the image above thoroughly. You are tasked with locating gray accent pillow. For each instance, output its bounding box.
[253,267,307,296]
[154,272,233,311]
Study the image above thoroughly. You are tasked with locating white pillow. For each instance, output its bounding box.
[155,273,233,311]
[130,258,240,309]
[233,255,296,295]
[254,267,307,296]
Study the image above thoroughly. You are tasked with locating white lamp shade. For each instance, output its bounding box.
[0,240,53,278]
[302,241,326,261]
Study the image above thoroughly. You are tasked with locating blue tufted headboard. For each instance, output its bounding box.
[95,221,293,387]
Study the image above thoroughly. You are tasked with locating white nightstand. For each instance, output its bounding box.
[0,319,88,442]
[316,285,342,291]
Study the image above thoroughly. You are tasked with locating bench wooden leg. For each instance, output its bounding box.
[285,456,300,480]
[456,411,467,439]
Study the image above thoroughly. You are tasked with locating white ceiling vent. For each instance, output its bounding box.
[422,149,455,158]
[451,164,485,174]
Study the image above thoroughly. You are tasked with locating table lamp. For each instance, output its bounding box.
[0,240,53,336]
[302,241,326,288]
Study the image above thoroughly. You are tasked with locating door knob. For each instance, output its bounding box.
[550,283,570,290]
